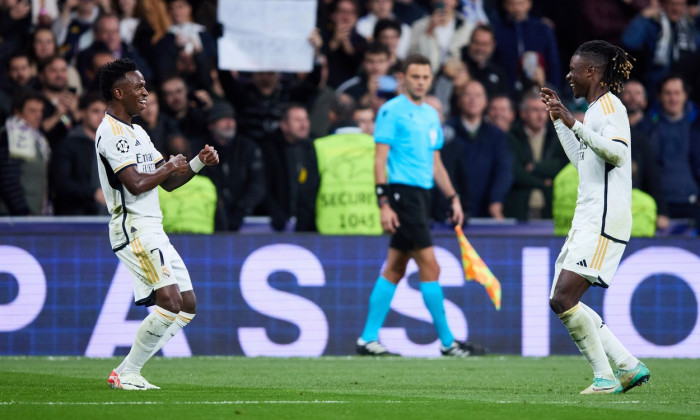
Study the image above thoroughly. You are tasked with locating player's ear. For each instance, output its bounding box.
[113,87,122,100]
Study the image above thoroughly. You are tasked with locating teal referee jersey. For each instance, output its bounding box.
[374,94,444,189]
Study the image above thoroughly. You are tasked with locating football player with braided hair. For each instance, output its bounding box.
[541,40,649,395]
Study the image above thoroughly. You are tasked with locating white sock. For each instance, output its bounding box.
[119,306,176,375]
[558,303,615,380]
[149,311,196,358]
[580,303,639,370]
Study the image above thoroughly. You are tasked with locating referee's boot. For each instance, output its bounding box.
[440,340,486,357]
[356,338,399,356]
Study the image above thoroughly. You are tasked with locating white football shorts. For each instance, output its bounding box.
[551,229,626,297]
[115,232,193,303]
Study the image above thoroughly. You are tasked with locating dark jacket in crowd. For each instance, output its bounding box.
[630,123,668,217]
[504,121,567,221]
[461,53,510,98]
[321,25,368,89]
[218,67,322,144]
[0,126,30,215]
[50,125,103,215]
[493,16,561,91]
[201,135,266,231]
[154,30,217,89]
[649,113,700,205]
[258,129,319,231]
[447,117,513,218]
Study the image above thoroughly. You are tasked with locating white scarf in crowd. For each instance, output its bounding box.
[5,116,51,163]
[653,10,697,66]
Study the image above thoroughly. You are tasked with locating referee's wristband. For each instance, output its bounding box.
[375,183,389,198]
[189,155,205,173]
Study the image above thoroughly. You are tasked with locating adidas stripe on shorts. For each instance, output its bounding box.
[115,232,193,303]
[550,229,626,296]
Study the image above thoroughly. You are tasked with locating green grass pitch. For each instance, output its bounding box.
[1,356,698,419]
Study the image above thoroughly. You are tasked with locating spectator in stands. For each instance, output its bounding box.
[133,90,179,154]
[259,103,320,232]
[0,91,50,216]
[314,94,382,234]
[50,92,107,215]
[486,93,515,133]
[77,13,153,86]
[0,53,36,121]
[29,27,84,95]
[409,0,475,72]
[337,42,394,104]
[353,105,376,135]
[621,79,670,230]
[373,18,406,70]
[322,0,369,88]
[460,24,509,97]
[199,101,265,231]
[159,74,210,148]
[154,0,216,89]
[129,0,172,69]
[578,0,648,47]
[218,30,324,144]
[493,0,560,92]
[425,94,468,224]
[321,0,368,88]
[357,0,412,59]
[158,132,218,234]
[52,0,105,61]
[431,56,470,117]
[504,89,567,221]
[0,0,32,68]
[447,80,512,219]
[114,0,143,46]
[622,0,700,99]
[37,55,80,149]
[649,75,700,229]
[82,50,115,93]
[392,0,428,25]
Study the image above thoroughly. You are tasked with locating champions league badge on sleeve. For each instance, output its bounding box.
[116,138,129,153]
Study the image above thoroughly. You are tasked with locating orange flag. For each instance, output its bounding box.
[455,225,502,310]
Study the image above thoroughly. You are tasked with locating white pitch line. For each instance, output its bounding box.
[0,400,403,406]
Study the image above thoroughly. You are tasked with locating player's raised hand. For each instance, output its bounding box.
[198,144,219,166]
[168,154,189,175]
[541,87,575,128]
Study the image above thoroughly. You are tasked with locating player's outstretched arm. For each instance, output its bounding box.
[160,145,220,191]
[118,154,189,196]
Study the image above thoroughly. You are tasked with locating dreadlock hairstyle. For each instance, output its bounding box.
[98,58,137,102]
[574,40,634,94]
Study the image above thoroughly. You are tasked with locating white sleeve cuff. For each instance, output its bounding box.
[189,155,205,173]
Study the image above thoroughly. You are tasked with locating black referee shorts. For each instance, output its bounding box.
[388,184,433,252]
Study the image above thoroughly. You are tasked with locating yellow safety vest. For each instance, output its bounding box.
[314,131,382,235]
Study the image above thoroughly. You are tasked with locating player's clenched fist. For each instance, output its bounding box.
[198,144,219,166]
[168,154,189,174]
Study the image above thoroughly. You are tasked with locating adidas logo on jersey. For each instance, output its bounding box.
[576,259,588,267]
[135,139,141,146]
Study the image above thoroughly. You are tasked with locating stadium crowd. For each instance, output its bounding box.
[1,0,699,234]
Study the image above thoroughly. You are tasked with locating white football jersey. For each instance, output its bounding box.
[95,113,164,250]
[571,92,632,243]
